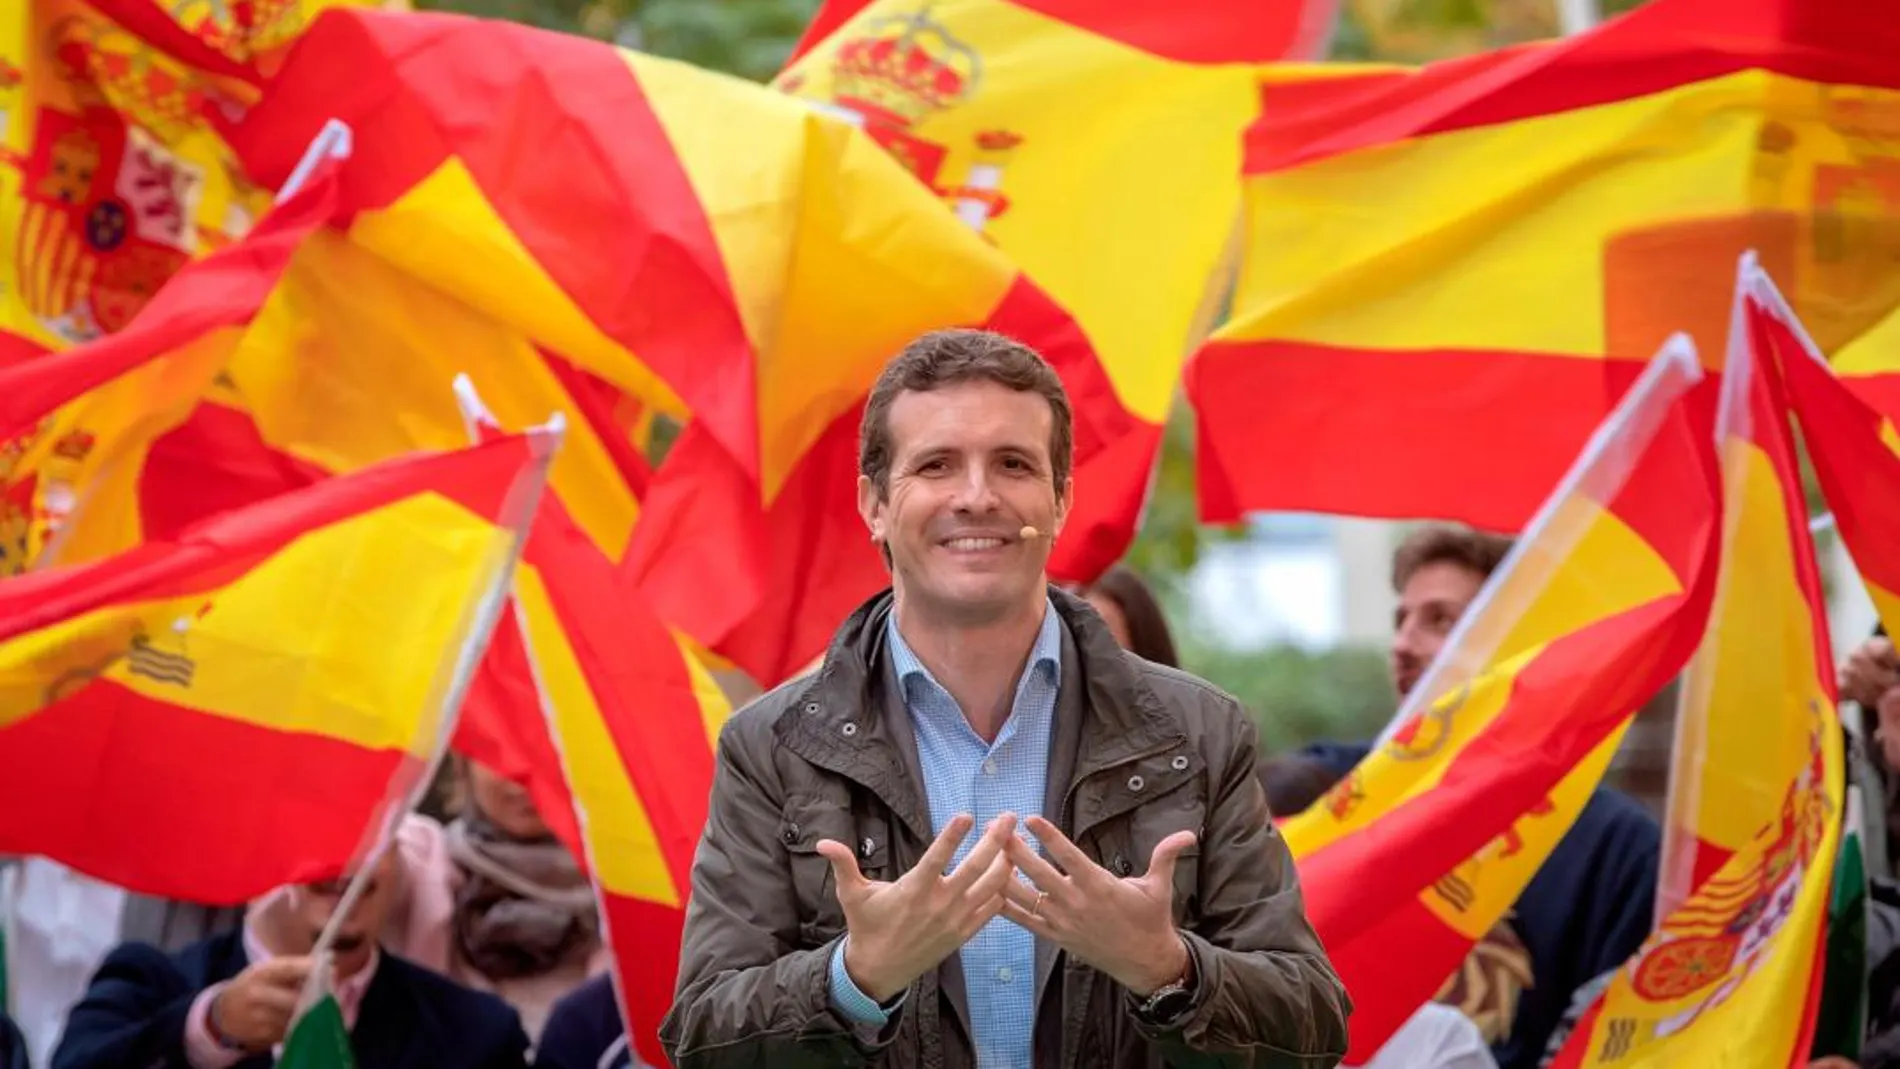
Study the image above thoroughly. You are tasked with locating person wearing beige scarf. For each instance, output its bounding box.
[263,762,612,1048]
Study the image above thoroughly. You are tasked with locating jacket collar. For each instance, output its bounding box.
[775,585,1186,841]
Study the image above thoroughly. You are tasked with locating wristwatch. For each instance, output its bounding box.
[1135,947,1197,1024]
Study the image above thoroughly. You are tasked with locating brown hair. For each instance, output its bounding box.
[1081,565,1180,668]
[858,328,1073,499]
[1390,523,1514,592]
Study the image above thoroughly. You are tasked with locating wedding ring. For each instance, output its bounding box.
[1031,891,1048,918]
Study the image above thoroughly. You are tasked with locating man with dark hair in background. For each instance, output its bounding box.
[1296,523,1661,1069]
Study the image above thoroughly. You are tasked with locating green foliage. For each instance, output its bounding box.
[417,0,820,81]
[1121,396,1245,589]
[1181,640,1396,754]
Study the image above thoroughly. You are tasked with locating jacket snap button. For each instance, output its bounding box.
[1113,855,1132,876]
[803,701,820,714]
[782,824,799,845]
[841,722,859,737]
[1170,755,1190,771]
[860,837,876,858]
[1127,775,1145,792]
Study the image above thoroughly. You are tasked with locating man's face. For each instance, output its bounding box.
[859,380,1070,627]
[288,847,399,979]
[1390,560,1486,698]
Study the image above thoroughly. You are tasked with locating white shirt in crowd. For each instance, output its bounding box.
[1350,1003,1499,1069]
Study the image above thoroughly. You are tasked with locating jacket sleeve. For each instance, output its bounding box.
[1134,703,1352,1069]
[659,718,898,1069]
[50,943,199,1069]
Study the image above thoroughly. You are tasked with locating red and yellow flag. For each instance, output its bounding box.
[1189,0,1900,533]
[775,0,1345,578]
[0,0,384,360]
[460,383,726,1069]
[1283,337,1723,1058]
[231,8,1123,685]
[1549,258,1841,1068]
[1772,269,1900,637]
[0,428,553,902]
[0,143,340,574]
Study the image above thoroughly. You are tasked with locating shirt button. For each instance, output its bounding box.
[982,759,998,776]
[996,966,1014,983]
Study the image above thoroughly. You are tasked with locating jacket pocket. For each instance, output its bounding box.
[780,799,891,947]
[1120,785,1208,929]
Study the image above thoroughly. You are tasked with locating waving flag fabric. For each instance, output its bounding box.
[458,380,726,1069]
[0,429,552,902]
[1284,338,1723,1058]
[1190,0,1900,532]
[0,0,385,360]
[1549,258,1841,1068]
[233,8,1123,684]
[0,144,341,574]
[776,0,1351,577]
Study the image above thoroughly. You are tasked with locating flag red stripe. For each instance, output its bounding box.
[1188,340,1646,532]
[1779,329,1900,605]
[524,494,716,893]
[0,678,404,902]
[1743,308,1840,692]
[0,434,536,640]
[234,11,761,473]
[1302,590,1716,952]
[601,893,685,1069]
[0,165,337,440]
[79,0,261,82]
[1322,896,1476,1059]
[1244,0,1900,175]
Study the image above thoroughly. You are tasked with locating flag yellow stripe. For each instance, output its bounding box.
[636,48,1019,496]
[1420,727,1623,941]
[1287,498,1680,855]
[515,569,678,907]
[1228,70,1895,360]
[0,490,505,749]
[347,159,688,423]
[228,227,639,556]
[778,0,1265,425]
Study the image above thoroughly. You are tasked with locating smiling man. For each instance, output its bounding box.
[661,329,1349,1069]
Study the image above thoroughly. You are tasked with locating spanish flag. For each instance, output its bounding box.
[0,135,343,574]
[1770,270,1900,637]
[1548,257,1841,1068]
[775,0,1341,578]
[1190,0,1900,533]
[231,7,1123,685]
[0,427,554,902]
[0,0,383,359]
[458,380,727,1069]
[1284,336,1723,1058]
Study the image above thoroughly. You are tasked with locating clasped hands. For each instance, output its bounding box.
[815,812,1196,1004]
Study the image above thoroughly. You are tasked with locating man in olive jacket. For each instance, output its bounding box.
[660,329,1349,1069]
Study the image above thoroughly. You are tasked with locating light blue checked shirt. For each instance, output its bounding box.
[828,600,1062,1068]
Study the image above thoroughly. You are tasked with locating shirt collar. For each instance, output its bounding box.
[243,916,382,1025]
[887,596,1063,700]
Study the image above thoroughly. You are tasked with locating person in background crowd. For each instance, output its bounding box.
[1258,754,1498,1069]
[51,846,530,1069]
[661,328,1350,1067]
[1838,629,1900,877]
[0,1010,28,1069]
[3,859,245,1066]
[1076,564,1181,668]
[1301,523,1661,1069]
[533,974,652,1069]
[320,761,608,1048]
